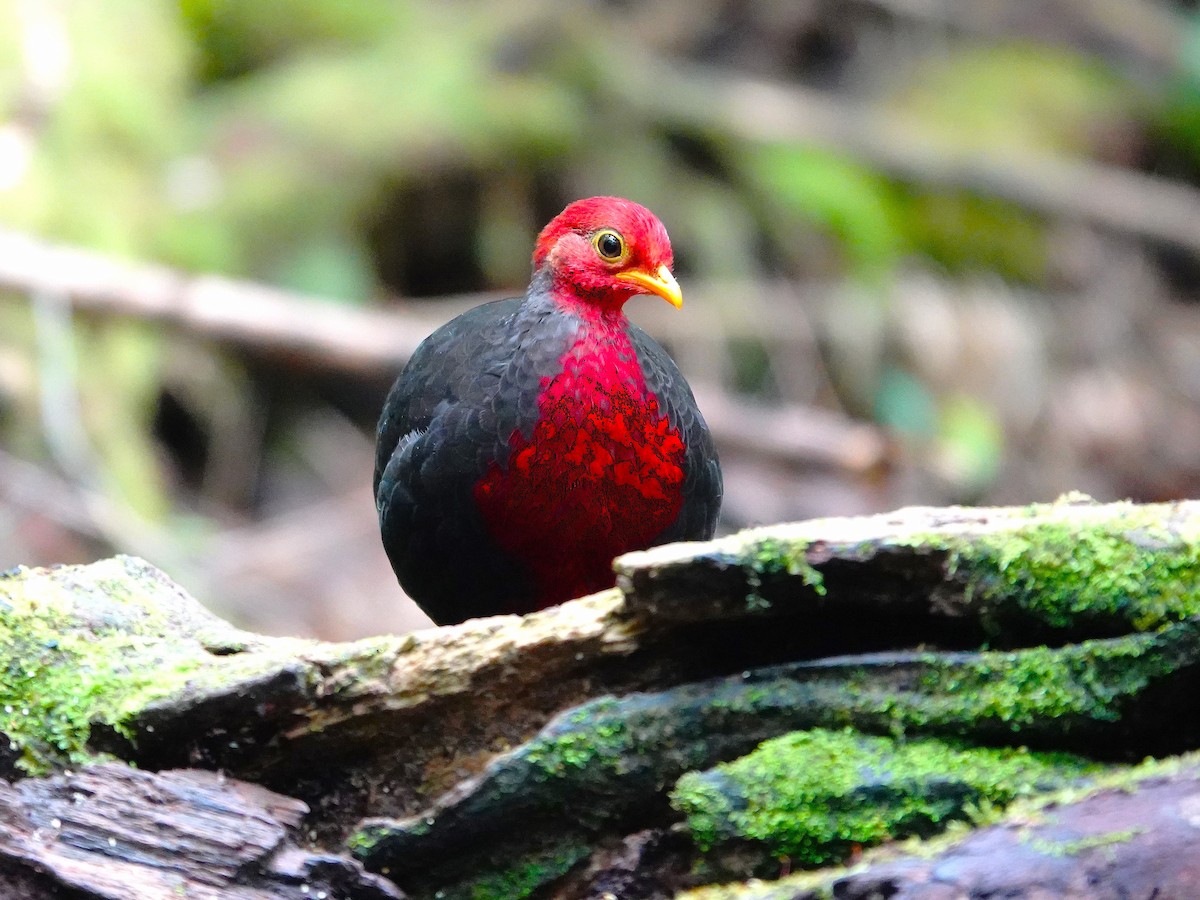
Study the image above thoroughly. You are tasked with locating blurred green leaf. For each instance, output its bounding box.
[0,0,188,255]
[936,394,1004,492]
[728,338,776,398]
[273,235,373,302]
[1154,14,1200,168]
[180,0,403,82]
[0,4,23,110]
[745,143,903,278]
[896,189,1049,283]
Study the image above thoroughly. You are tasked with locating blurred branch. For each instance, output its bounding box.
[0,230,441,375]
[627,59,1200,255]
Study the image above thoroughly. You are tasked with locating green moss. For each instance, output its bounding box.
[677,752,1200,900]
[524,699,629,776]
[914,644,1108,726]
[743,536,827,609]
[0,563,192,771]
[345,825,388,858]
[882,619,1194,737]
[357,617,1195,876]
[750,615,1191,743]
[349,830,589,900]
[711,497,1200,637]
[0,557,311,774]
[445,842,590,900]
[672,728,1098,869]
[933,498,1200,634]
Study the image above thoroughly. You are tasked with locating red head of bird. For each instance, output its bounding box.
[531,196,682,312]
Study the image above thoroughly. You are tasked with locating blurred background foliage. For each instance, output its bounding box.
[2,0,1200,637]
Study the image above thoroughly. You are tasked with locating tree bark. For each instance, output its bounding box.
[0,764,401,900]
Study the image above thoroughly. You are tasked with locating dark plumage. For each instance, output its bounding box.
[375,197,721,624]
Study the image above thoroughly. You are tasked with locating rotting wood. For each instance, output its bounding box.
[0,763,401,900]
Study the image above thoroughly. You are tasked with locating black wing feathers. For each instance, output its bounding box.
[374,296,580,623]
[375,298,534,622]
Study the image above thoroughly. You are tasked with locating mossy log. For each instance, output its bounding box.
[1,497,1199,898]
[678,758,1200,899]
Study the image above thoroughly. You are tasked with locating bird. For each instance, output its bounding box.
[374,196,721,624]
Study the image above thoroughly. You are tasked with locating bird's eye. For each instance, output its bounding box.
[592,229,626,262]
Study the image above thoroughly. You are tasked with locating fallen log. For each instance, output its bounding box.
[0,496,1198,898]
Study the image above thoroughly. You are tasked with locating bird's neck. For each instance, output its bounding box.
[530,267,633,322]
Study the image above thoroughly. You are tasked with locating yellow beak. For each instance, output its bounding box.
[616,264,683,309]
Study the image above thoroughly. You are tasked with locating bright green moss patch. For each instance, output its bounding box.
[0,556,307,773]
[0,612,165,772]
[937,499,1200,634]
[904,628,1183,730]
[676,752,1200,900]
[0,560,201,772]
[748,537,826,595]
[346,824,389,859]
[672,728,1098,870]
[524,700,629,775]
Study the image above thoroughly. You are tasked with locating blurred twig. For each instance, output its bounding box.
[0,446,104,541]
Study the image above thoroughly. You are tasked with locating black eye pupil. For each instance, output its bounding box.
[598,233,622,259]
